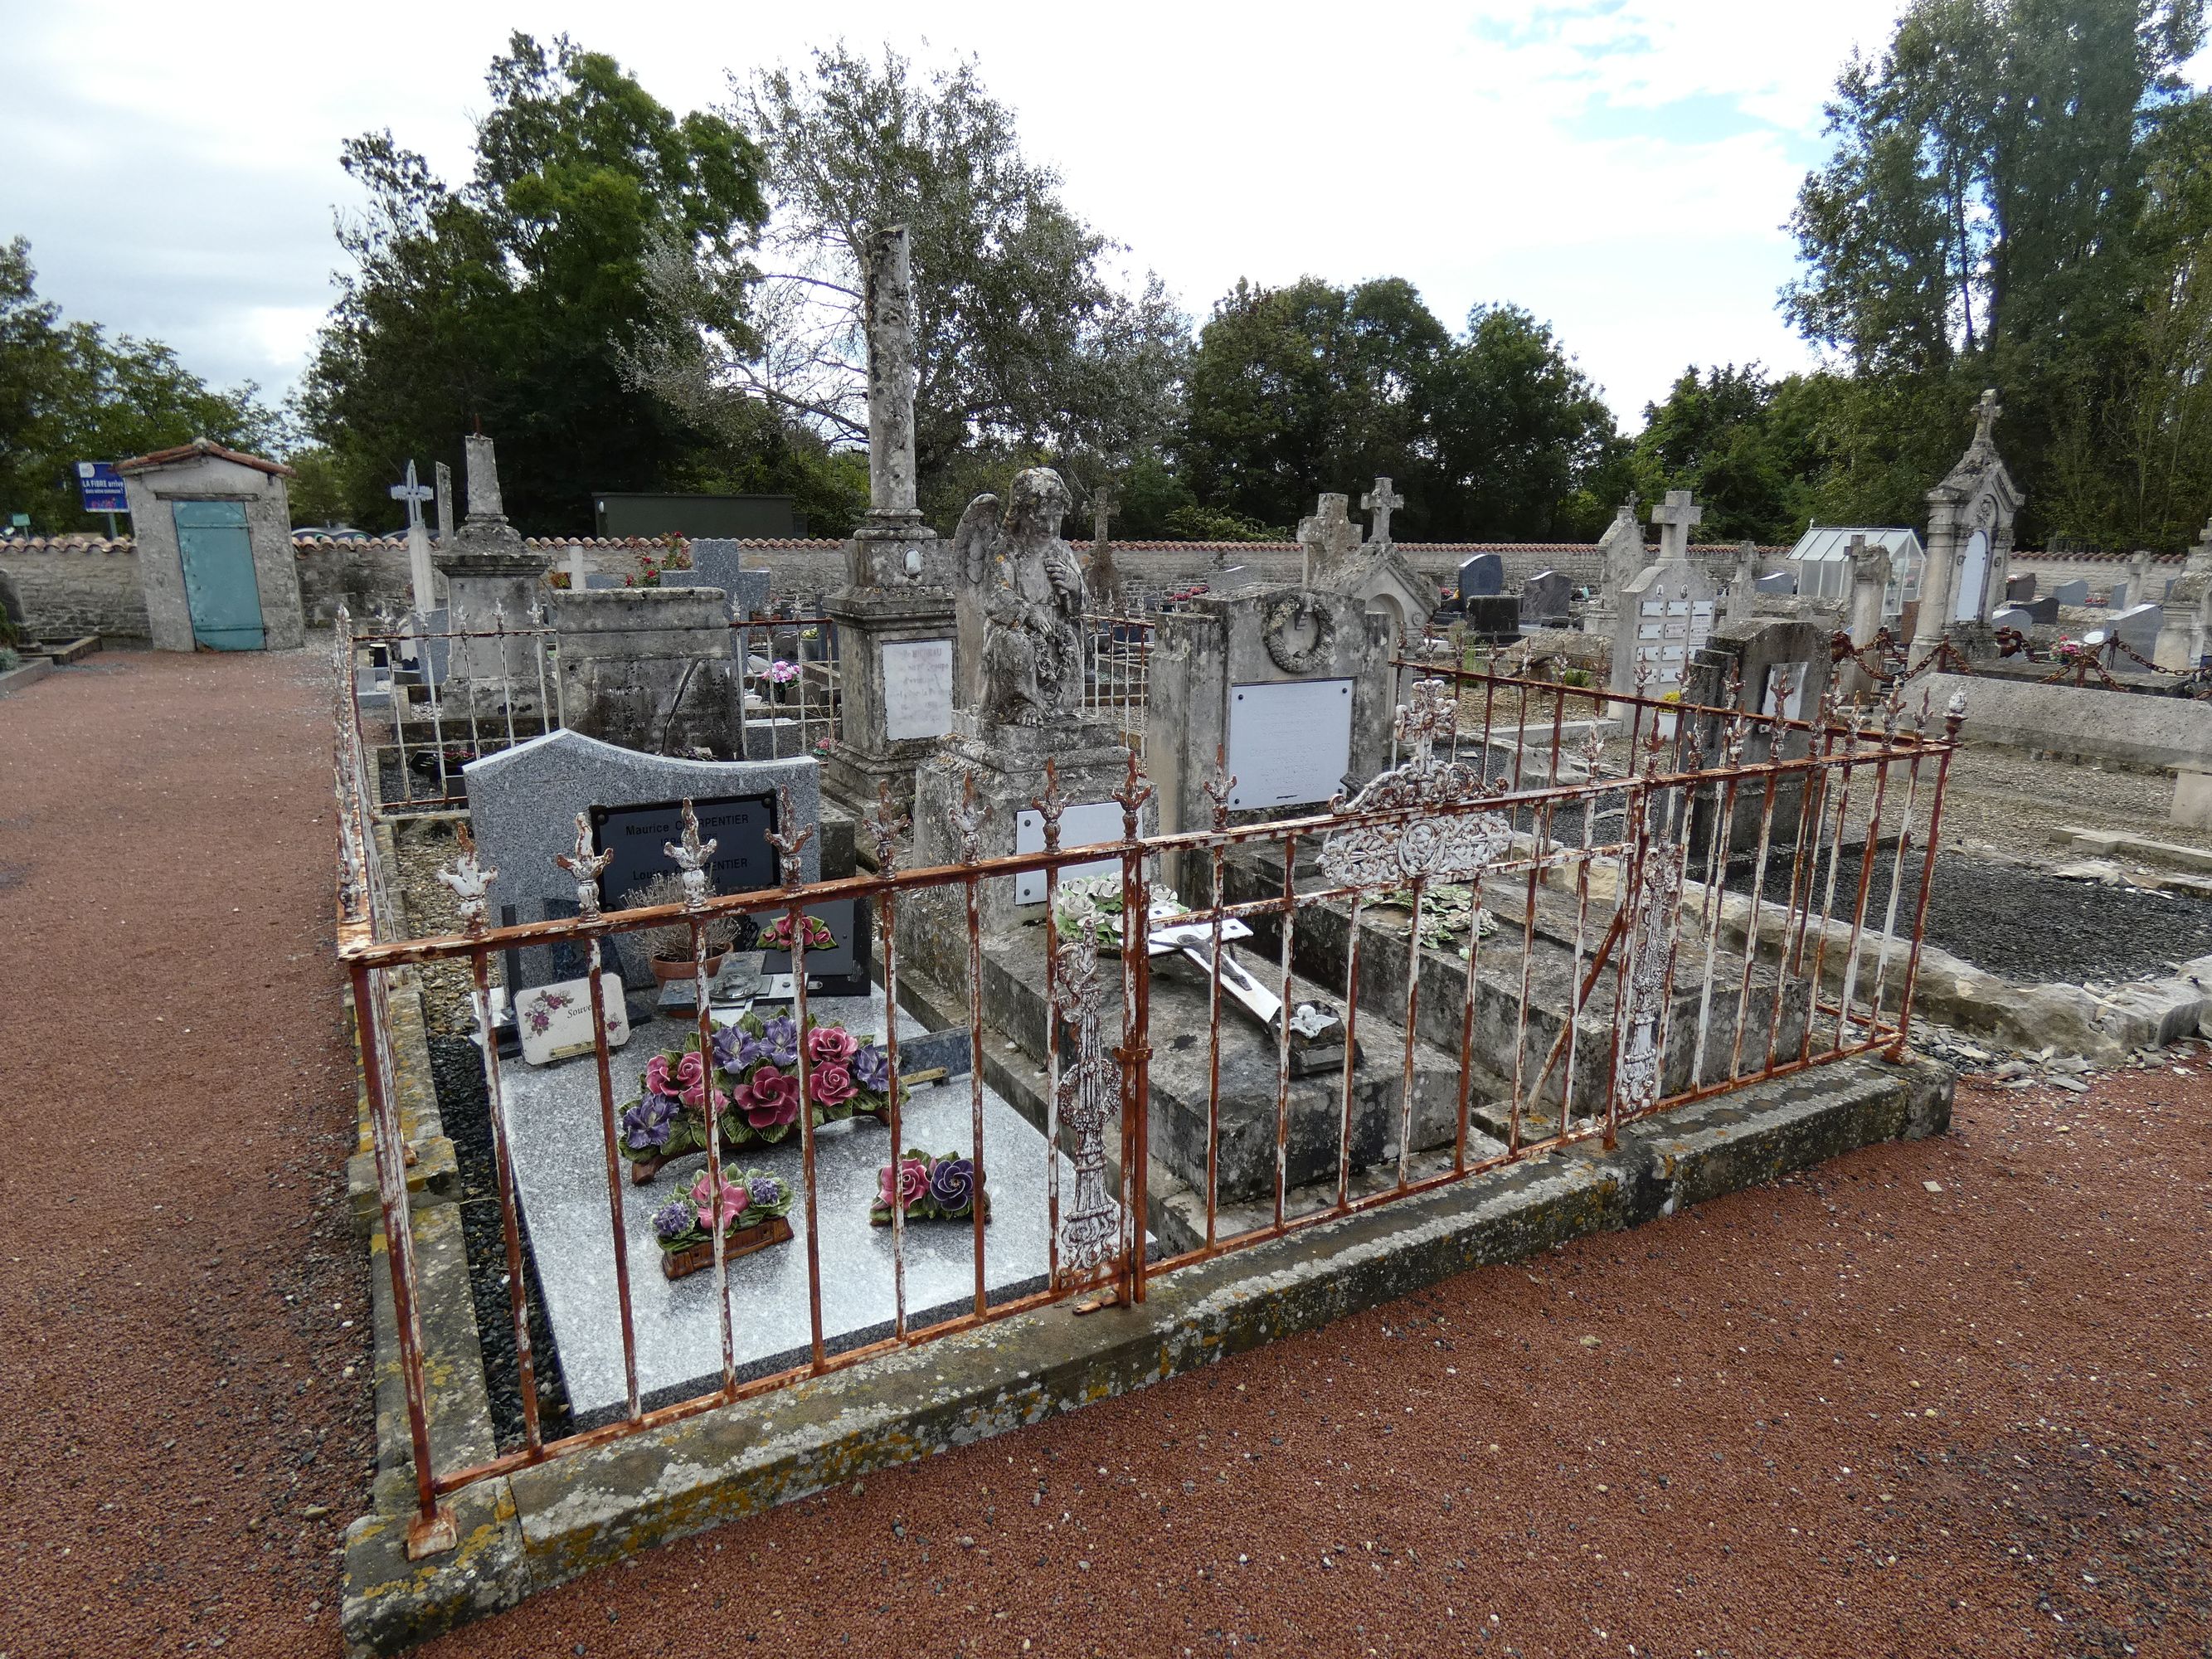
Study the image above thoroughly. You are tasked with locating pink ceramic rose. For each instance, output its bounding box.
[644,1053,676,1096]
[673,1050,727,1112]
[689,1170,749,1231]
[877,1155,930,1213]
[809,1061,856,1109]
[739,1064,802,1130]
[805,1024,858,1067]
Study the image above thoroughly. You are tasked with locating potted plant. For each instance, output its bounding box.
[623,871,741,986]
[871,1149,988,1227]
[650,1166,795,1279]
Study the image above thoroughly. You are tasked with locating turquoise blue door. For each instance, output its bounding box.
[173,500,265,649]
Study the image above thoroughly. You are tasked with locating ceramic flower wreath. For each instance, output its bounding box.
[649,1167,795,1254]
[871,1149,989,1226]
[761,912,837,952]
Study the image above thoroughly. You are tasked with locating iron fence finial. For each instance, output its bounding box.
[554,810,612,920]
[437,823,497,936]
[764,785,814,888]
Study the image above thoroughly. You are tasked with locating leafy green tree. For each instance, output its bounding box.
[632,42,1188,530]
[1183,280,1621,538]
[0,238,277,532]
[1786,0,2211,548]
[1427,304,1626,538]
[1183,277,1450,534]
[301,33,805,534]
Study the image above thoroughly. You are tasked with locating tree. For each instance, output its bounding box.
[1785,0,2212,548]
[630,43,1189,528]
[1182,280,1621,538]
[1427,304,1626,538]
[300,33,828,534]
[0,238,277,533]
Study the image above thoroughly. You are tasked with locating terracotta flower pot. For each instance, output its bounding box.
[651,951,727,986]
[659,1214,794,1280]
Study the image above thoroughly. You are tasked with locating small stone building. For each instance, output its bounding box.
[118,438,302,651]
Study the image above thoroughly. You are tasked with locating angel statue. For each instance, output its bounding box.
[953,467,1086,727]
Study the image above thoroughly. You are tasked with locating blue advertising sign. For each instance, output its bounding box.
[75,461,129,514]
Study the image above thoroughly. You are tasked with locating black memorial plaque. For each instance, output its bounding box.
[591,791,783,914]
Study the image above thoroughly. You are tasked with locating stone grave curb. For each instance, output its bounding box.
[0,657,55,698]
[343,972,458,1239]
[338,1047,1950,1656]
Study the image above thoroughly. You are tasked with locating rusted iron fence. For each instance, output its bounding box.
[334,624,1958,1557]
[341,607,843,816]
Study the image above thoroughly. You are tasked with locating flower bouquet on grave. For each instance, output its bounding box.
[870,1150,989,1227]
[761,911,837,952]
[651,1167,795,1280]
[616,1044,728,1185]
[1050,876,1189,955]
[709,1010,905,1142]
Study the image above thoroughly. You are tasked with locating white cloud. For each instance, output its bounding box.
[2,0,1923,428]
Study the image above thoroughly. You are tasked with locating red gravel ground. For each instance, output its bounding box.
[0,650,370,1657]
[5,648,2210,1659]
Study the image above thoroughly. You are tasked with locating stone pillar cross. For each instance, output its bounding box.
[1361,477,1405,544]
[1973,387,2002,447]
[388,460,434,532]
[1650,489,1702,564]
[1091,484,1119,548]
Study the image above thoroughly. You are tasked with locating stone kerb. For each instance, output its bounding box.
[1919,669,2212,771]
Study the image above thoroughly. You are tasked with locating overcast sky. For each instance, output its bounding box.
[2,1,2009,431]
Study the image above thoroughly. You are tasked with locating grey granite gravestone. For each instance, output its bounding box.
[2021,596,2059,625]
[2052,579,2089,606]
[2109,602,2165,660]
[1991,603,2035,633]
[690,539,773,617]
[1520,568,1571,628]
[2005,572,2037,601]
[1461,594,1520,643]
[581,573,625,591]
[1755,570,1796,596]
[1458,552,1504,598]
[465,727,820,988]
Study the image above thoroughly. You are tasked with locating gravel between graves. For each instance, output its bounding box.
[1731,847,2212,983]
[0,648,372,1657]
[427,1033,570,1449]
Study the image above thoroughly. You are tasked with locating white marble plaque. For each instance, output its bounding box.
[1014,800,1123,904]
[515,972,630,1066]
[1226,679,1354,810]
[881,638,954,742]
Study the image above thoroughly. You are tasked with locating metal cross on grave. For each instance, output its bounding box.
[388,460,435,532]
[1361,477,1406,545]
[1650,489,1703,564]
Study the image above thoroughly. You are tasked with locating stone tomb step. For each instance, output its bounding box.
[952,923,1515,1207]
[1222,849,1808,1121]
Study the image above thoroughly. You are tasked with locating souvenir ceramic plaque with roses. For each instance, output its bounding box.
[515,972,630,1066]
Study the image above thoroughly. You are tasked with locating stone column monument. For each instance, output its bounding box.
[1912,389,2020,662]
[433,433,549,707]
[819,225,960,818]
[1840,534,1893,698]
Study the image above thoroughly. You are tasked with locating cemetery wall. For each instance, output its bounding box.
[2012,551,2185,597]
[0,538,148,639]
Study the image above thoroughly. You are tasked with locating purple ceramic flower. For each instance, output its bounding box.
[651,1199,693,1243]
[622,1091,678,1151]
[757,1013,799,1068]
[746,1175,783,1208]
[851,1044,890,1095]
[709,1024,746,1073]
[927,1156,976,1217]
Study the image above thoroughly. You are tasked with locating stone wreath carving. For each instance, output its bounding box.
[1319,679,1512,888]
[1262,591,1336,675]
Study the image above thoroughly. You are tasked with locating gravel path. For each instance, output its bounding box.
[0,649,370,1657]
[421,1067,2211,1659]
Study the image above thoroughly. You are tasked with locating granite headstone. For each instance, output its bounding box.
[1457,552,1504,598]
[2051,579,2089,606]
[1755,570,1796,596]
[2005,572,2037,601]
[1520,568,1571,628]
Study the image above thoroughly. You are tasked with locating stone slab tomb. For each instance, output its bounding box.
[549,586,744,758]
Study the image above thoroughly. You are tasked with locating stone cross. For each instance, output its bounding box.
[1973,387,2002,448]
[1361,477,1405,545]
[1650,489,1703,564]
[388,460,434,531]
[1297,494,1363,585]
[464,434,504,520]
[435,461,455,542]
[565,543,589,589]
[1091,484,1119,548]
[862,226,920,524]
